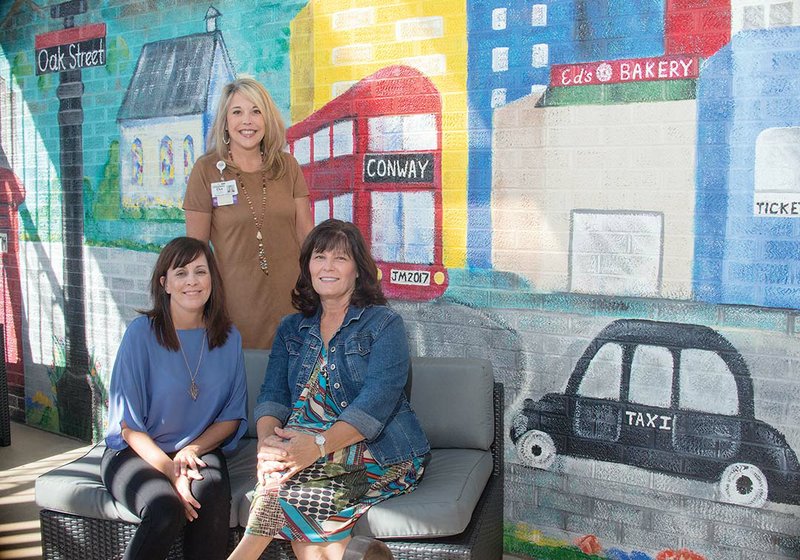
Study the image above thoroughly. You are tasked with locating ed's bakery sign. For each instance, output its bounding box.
[35,23,106,75]
[551,55,698,87]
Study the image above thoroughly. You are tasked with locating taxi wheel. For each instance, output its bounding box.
[516,429,556,469]
[718,462,768,508]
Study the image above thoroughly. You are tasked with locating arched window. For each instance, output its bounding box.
[160,136,174,186]
[183,135,195,184]
[131,138,143,186]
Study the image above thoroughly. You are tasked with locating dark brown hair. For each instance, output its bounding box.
[292,219,386,316]
[142,236,231,350]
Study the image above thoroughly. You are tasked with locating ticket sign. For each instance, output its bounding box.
[551,55,698,87]
[754,192,800,218]
[35,23,106,75]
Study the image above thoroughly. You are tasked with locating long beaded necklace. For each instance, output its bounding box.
[179,331,207,401]
[230,151,269,275]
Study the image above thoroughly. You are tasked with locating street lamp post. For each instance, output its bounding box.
[45,0,93,440]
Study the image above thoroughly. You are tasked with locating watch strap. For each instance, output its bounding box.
[315,434,326,457]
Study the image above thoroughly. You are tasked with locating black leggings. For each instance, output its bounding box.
[101,446,231,560]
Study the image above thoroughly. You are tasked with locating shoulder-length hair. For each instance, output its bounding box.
[292,219,386,316]
[142,236,231,351]
[206,77,287,179]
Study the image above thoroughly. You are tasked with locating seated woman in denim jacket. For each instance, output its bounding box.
[228,219,429,560]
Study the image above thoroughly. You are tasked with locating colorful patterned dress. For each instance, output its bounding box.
[245,347,426,542]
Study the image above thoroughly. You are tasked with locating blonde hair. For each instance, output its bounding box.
[207,77,287,179]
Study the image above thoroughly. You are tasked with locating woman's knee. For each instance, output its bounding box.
[193,474,229,505]
[292,539,350,560]
[192,458,230,505]
[141,493,184,533]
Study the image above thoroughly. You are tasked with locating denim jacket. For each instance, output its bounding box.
[254,304,430,466]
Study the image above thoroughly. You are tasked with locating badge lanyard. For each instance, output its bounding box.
[210,160,238,207]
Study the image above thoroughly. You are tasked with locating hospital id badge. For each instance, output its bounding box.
[211,179,238,207]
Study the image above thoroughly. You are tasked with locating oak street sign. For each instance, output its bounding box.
[35,23,106,75]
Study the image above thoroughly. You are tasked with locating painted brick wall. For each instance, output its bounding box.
[492,96,697,299]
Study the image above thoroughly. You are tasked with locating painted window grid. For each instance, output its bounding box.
[770,1,794,25]
[531,4,548,26]
[332,120,354,157]
[492,8,507,30]
[371,190,435,264]
[313,127,331,162]
[740,1,794,29]
[754,127,800,192]
[183,135,195,185]
[532,43,549,68]
[332,193,353,222]
[313,194,353,225]
[293,136,311,164]
[680,350,738,415]
[367,114,437,152]
[492,47,509,72]
[131,138,144,186]
[313,198,328,225]
[629,345,672,408]
[491,88,507,108]
[569,211,663,298]
[160,135,174,186]
[580,343,623,400]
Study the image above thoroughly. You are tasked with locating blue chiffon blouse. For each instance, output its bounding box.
[105,316,248,453]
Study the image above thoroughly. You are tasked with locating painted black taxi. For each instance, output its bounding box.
[511,319,800,507]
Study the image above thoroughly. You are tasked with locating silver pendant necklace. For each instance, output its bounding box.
[179,331,207,401]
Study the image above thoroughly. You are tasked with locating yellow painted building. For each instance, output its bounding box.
[290,0,468,268]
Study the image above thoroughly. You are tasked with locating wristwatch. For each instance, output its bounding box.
[314,433,327,458]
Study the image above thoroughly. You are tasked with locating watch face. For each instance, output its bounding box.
[315,434,326,444]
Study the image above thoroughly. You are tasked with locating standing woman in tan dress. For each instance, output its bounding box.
[184,78,314,349]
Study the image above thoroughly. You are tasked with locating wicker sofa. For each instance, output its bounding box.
[35,353,503,560]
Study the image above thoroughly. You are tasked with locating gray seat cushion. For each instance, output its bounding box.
[227,439,259,526]
[35,441,259,528]
[243,349,270,438]
[352,448,493,538]
[409,357,494,450]
[34,444,141,524]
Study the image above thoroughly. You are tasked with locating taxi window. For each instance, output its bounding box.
[629,345,672,408]
[579,342,623,400]
[679,350,738,415]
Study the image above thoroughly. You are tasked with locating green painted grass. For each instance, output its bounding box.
[504,525,602,560]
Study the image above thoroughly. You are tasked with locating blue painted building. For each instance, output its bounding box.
[466,0,666,268]
[693,26,800,309]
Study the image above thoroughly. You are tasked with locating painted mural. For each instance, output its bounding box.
[117,7,234,218]
[2,0,800,559]
[287,65,448,300]
[0,139,25,423]
[511,319,798,509]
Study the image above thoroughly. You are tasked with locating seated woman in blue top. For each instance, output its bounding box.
[102,236,248,560]
[228,219,430,560]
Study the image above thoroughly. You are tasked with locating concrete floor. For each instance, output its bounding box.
[0,422,90,560]
[0,421,521,560]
